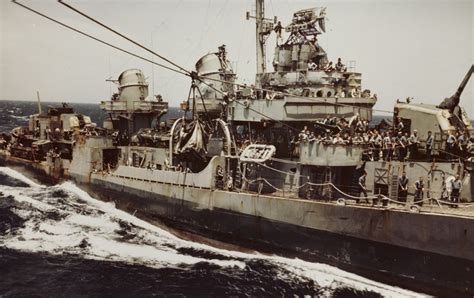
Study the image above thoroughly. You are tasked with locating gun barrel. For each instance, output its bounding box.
[456,64,474,97]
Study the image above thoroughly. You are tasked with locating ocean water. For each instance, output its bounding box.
[0,167,424,297]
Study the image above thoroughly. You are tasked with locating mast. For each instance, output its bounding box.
[247,0,271,88]
[255,0,265,76]
[36,91,42,114]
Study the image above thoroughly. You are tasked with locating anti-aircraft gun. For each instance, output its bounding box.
[437,64,474,130]
[394,64,474,159]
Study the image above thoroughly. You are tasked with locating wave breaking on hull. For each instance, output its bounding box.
[0,167,424,297]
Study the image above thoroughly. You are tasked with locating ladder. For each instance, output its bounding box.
[389,174,399,201]
[322,167,333,199]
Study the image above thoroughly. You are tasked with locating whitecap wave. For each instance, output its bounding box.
[0,167,425,297]
[0,167,42,187]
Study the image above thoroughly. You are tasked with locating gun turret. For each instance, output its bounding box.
[436,64,474,130]
[437,64,474,112]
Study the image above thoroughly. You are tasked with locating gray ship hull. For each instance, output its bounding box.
[1,154,472,295]
[82,174,472,296]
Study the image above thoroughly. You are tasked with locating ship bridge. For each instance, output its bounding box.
[242,4,377,123]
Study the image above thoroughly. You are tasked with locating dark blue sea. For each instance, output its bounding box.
[0,101,423,297]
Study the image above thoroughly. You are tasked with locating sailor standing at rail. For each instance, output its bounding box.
[382,131,392,161]
[450,174,462,208]
[446,131,456,158]
[458,131,468,159]
[414,177,424,206]
[408,129,419,159]
[398,172,409,203]
[396,116,404,132]
[425,130,434,162]
[358,171,368,203]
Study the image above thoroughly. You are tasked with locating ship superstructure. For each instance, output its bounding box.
[3,0,474,295]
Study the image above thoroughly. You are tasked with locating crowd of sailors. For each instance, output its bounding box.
[308,57,346,72]
[292,115,473,162]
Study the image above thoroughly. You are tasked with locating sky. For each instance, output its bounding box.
[1,0,473,116]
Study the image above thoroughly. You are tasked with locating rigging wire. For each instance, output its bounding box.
[12,0,384,132]
[58,0,191,76]
[11,0,299,133]
[11,0,190,79]
[59,0,386,114]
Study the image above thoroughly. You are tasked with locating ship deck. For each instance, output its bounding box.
[269,190,474,218]
[1,150,473,219]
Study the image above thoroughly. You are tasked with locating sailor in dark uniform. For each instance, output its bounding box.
[450,174,462,208]
[398,172,409,203]
[274,21,283,38]
[414,177,424,206]
[358,171,368,203]
[425,130,434,162]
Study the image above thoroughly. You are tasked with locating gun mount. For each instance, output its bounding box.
[436,65,474,130]
[438,64,474,112]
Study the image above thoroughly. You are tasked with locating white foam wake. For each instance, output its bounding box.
[0,166,42,187]
[0,167,426,297]
[59,181,425,297]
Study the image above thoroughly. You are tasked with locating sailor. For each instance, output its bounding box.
[353,132,363,144]
[325,61,334,72]
[396,116,404,132]
[362,132,370,143]
[299,126,309,142]
[348,113,359,128]
[218,44,227,60]
[408,130,419,159]
[332,133,345,145]
[353,87,361,97]
[453,131,462,157]
[308,131,316,142]
[372,131,383,161]
[215,165,224,189]
[335,58,344,71]
[393,132,401,161]
[458,131,468,158]
[355,119,364,133]
[450,174,462,208]
[414,177,424,206]
[425,130,434,162]
[446,131,456,158]
[45,126,51,140]
[323,115,332,125]
[382,131,392,161]
[366,150,375,161]
[274,21,283,39]
[358,170,368,203]
[226,172,233,191]
[398,132,408,161]
[398,172,409,203]
[34,127,40,138]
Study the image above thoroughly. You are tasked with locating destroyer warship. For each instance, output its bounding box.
[2,0,474,295]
